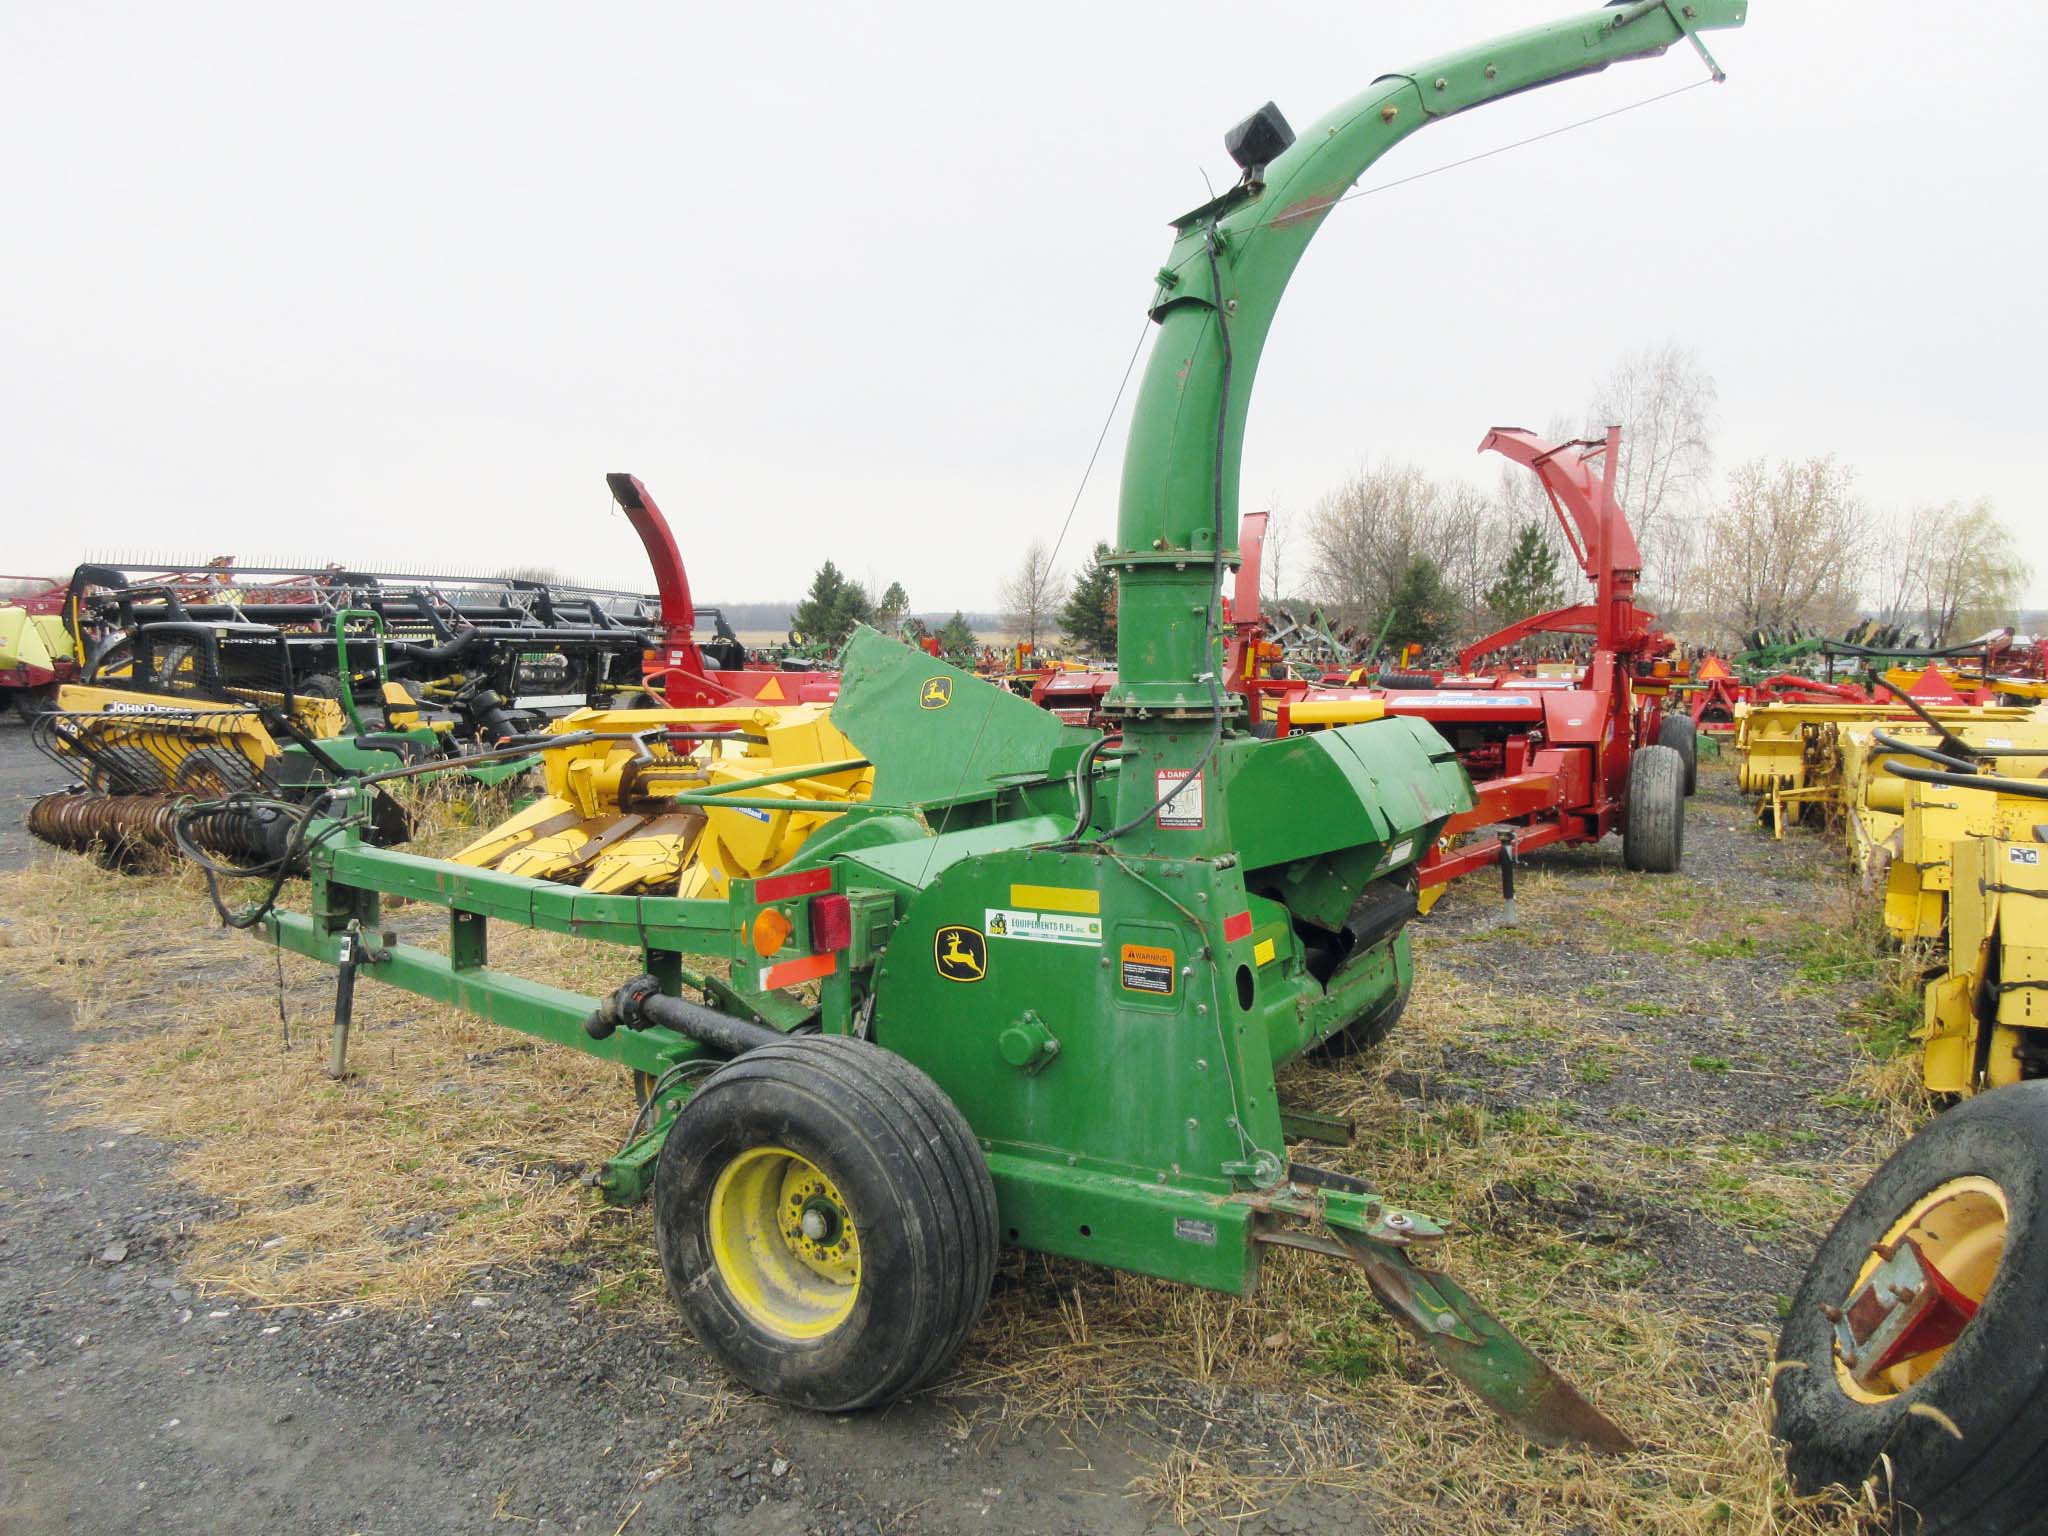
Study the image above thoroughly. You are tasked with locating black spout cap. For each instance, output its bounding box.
[1224,102,1294,179]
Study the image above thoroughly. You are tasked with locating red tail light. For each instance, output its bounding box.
[809,893,852,953]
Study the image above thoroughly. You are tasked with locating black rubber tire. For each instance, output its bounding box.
[652,1035,998,1412]
[295,673,343,702]
[1773,1083,2048,1534]
[1312,985,1409,1059]
[1657,713,1699,796]
[174,747,262,796]
[1622,744,1685,873]
[17,684,59,724]
[1375,670,1439,690]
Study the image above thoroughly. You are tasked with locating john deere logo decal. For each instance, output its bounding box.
[933,925,986,982]
[919,676,953,710]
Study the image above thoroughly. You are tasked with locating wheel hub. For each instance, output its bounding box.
[1831,1175,2007,1400]
[707,1146,862,1341]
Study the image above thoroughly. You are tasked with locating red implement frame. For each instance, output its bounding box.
[1261,427,1675,890]
[606,474,838,710]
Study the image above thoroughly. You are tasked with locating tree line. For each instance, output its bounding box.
[1296,344,2032,652]
[784,342,2032,663]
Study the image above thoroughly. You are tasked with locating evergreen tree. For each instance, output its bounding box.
[1484,524,1565,625]
[936,611,979,664]
[875,580,910,632]
[790,561,874,647]
[1382,557,1457,650]
[1057,542,1118,659]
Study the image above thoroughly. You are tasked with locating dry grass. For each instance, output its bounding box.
[0,853,638,1310]
[385,772,532,859]
[927,969,1885,1535]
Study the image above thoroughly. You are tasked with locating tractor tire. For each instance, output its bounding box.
[174,747,262,797]
[1312,986,1409,1059]
[12,684,59,725]
[1772,1083,2048,1534]
[23,684,60,723]
[1656,713,1699,796]
[1375,671,1439,690]
[652,1034,998,1412]
[1622,744,1685,874]
[295,673,343,701]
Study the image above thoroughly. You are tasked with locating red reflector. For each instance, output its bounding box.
[810,893,852,953]
[1222,911,1253,943]
[761,952,836,990]
[755,866,832,903]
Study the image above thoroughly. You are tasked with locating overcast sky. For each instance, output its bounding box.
[5,3,2042,612]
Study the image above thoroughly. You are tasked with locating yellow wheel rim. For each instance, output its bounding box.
[707,1146,861,1340]
[1836,1174,2008,1403]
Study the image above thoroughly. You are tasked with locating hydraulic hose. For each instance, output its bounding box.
[584,974,791,1058]
[1882,761,2048,802]
[1870,730,1980,776]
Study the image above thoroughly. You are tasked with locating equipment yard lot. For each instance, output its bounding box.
[0,716,1904,1534]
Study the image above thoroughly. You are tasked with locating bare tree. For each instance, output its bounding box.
[1699,456,1869,643]
[1306,463,1442,623]
[1869,506,1945,639]
[1307,462,1529,641]
[1438,480,1507,629]
[1910,500,2031,645]
[1585,343,1717,613]
[1000,539,1065,648]
[1259,507,1293,608]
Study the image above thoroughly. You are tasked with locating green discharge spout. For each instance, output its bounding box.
[1106,1,1746,829]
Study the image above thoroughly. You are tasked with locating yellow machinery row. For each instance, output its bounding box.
[1734,690,2048,1097]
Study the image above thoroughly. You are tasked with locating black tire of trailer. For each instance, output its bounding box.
[1656,712,1699,795]
[17,683,60,723]
[1622,744,1685,873]
[1772,1083,2048,1535]
[1375,670,1438,690]
[652,1034,998,1412]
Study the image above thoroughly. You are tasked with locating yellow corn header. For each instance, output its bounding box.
[453,704,871,897]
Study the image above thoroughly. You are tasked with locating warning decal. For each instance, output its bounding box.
[1154,769,1205,829]
[1121,943,1175,995]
